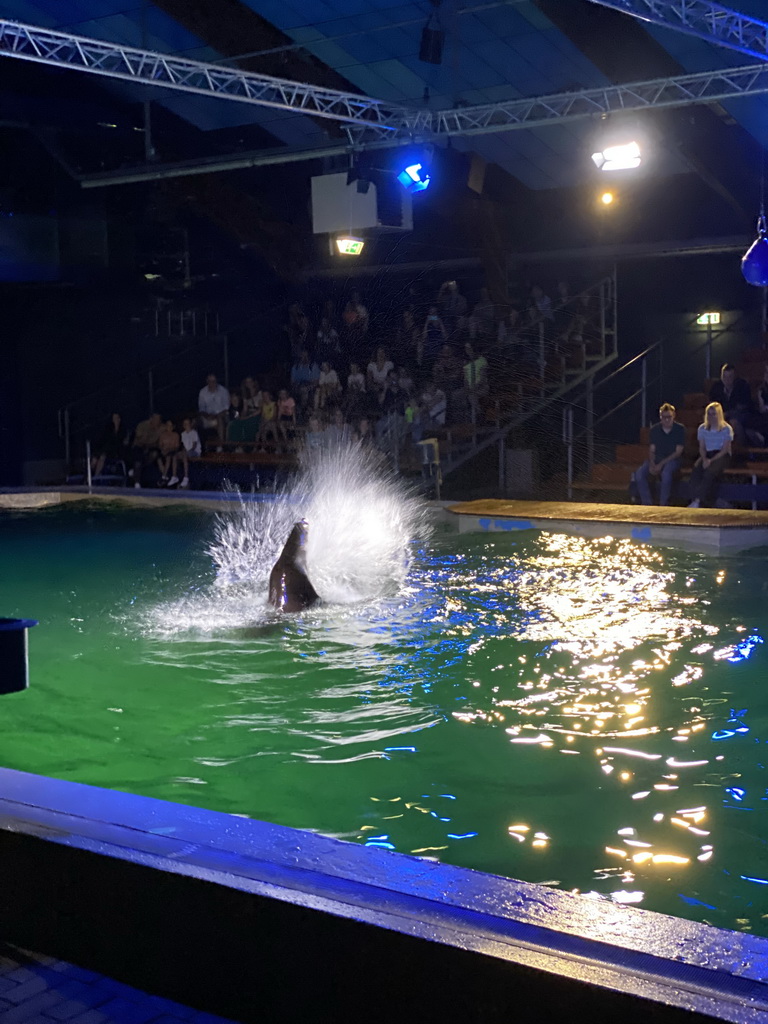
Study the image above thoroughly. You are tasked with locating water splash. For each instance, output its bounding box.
[209,441,431,603]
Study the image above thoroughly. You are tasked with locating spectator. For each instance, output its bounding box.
[169,417,200,489]
[316,316,341,360]
[91,412,129,478]
[342,292,368,349]
[634,403,686,506]
[367,347,394,398]
[752,363,768,445]
[530,284,554,321]
[277,388,297,448]
[421,306,448,365]
[290,350,320,412]
[688,401,733,508]
[437,280,467,330]
[433,344,464,421]
[239,376,262,442]
[227,391,252,445]
[463,342,489,417]
[421,380,447,429]
[198,373,230,445]
[344,361,366,419]
[709,363,752,445]
[397,365,415,396]
[285,303,311,359]
[497,307,521,350]
[257,390,279,449]
[157,420,181,486]
[304,414,325,451]
[355,417,374,446]
[325,407,351,446]
[130,412,162,489]
[377,369,405,445]
[315,361,341,410]
[241,376,262,418]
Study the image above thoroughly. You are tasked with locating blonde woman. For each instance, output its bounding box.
[688,401,733,508]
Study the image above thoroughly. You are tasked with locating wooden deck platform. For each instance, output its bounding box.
[447,499,768,553]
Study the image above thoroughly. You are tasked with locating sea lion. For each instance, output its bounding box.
[268,519,319,613]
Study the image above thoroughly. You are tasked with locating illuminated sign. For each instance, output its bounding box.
[696,312,721,325]
[335,236,365,255]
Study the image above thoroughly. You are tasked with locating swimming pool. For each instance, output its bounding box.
[1,499,767,937]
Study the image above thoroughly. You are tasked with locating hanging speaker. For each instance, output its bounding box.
[419,25,444,65]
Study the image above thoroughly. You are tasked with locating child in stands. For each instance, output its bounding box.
[169,417,200,489]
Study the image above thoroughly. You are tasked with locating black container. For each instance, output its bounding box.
[0,618,37,694]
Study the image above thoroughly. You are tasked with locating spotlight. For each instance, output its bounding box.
[419,2,444,65]
[592,140,642,172]
[600,191,615,205]
[397,162,430,193]
[335,236,364,256]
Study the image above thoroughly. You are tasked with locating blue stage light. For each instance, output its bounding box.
[397,162,430,193]
[742,214,768,286]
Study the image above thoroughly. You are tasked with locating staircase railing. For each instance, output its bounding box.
[561,327,721,498]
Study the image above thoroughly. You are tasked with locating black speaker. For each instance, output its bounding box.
[0,618,37,694]
[419,26,444,65]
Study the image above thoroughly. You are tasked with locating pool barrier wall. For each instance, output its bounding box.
[0,769,766,1022]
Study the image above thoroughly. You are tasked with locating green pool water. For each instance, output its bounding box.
[2,500,768,936]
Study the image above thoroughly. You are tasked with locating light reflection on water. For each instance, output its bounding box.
[136,525,768,935]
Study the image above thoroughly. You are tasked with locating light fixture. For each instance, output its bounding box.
[419,1,444,65]
[592,140,642,172]
[397,162,430,193]
[335,236,365,255]
[696,312,721,325]
[742,213,768,287]
[600,191,615,206]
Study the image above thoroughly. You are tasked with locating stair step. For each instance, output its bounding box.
[615,444,648,465]
[589,463,633,485]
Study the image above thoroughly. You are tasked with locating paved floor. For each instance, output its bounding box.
[0,943,241,1024]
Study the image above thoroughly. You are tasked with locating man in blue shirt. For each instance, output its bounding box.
[635,403,686,506]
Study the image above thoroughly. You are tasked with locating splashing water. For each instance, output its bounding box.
[209,442,432,605]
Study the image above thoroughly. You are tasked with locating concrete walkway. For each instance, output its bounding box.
[0,943,241,1024]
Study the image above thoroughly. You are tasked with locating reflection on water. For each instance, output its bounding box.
[2,504,768,936]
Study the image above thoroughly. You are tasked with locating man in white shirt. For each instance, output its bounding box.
[198,373,230,443]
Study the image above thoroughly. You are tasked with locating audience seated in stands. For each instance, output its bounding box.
[257,390,279,449]
[316,317,341,360]
[315,361,341,410]
[305,414,325,450]
[277,388,297,448]
[367,347,394,398]
[131,412,163,489]
[708,363,753,446]
[634,403,686,507]
[198,373,230,445]
[433,345,464,422]
[422,306,448,364]
[325,407,351,446]
[688,401,733,508]
[290,350,320,412]
[463,342,489,418]
[92,412,129,478]
[157,419,181,486]
[752,363,768,446]
[169,417,199,488]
